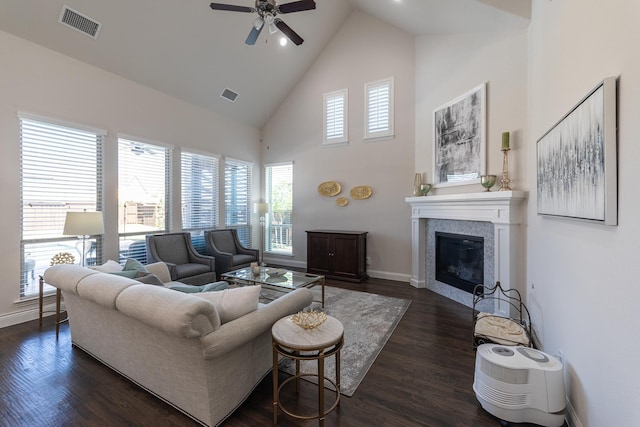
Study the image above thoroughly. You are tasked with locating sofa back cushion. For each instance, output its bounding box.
[194,286,260,324]
[116,284,221,337]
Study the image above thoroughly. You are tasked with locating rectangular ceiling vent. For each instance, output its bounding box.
[221,88,239,103]
[59,5,102,39]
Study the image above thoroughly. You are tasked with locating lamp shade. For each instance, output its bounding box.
[254,203,269,215]
[63,211,105,236]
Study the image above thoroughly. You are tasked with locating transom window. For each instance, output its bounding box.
[364,77,394,141]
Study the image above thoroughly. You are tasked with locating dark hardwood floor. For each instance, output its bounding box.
[0,277,555,427]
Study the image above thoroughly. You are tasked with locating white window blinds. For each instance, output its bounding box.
[181,150,219,232]
[19,114,105,298]
[323,89,348,146]
[118,137,171,263]
[224,158,252,247]
[365,77,394,140]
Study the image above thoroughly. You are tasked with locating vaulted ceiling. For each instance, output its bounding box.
[0,0,530,129]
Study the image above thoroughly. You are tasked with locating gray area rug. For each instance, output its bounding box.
[263,285,410,397]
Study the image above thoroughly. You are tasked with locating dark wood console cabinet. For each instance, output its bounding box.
[306,230,368,283]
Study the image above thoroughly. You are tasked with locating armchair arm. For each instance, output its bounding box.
[164,262,178,280]
[185,236,216,270]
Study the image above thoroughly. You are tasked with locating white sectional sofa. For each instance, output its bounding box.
[44,264,313,426]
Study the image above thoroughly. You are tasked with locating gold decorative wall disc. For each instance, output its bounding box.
[336,197,349,207]
[318,181,341,197]
[350,185,372,200]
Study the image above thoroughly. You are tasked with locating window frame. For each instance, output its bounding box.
[117,135,172,264]
[19,112,105,298]
[323,88,349,147]
[224,157,253,248]
[265,161,293,256]
[364,77,394,142]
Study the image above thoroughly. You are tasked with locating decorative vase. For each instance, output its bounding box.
[413,173,423,196]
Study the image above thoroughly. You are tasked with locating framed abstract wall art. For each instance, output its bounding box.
[536,77,617,225]
[433,83,486,187]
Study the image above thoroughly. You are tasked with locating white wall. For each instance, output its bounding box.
[415,30,529,192]
[527,1,640,425]
[261,10,415,279]
[0,30,260,326]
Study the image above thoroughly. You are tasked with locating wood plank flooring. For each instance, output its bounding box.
[0,277,559,426]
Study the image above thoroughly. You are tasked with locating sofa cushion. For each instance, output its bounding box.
[194,286,260,324]
[90,259,123,273]
[145,262,172,283]
[135,272,165,286]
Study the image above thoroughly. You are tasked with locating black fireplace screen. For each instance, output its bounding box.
[435,232,484,294]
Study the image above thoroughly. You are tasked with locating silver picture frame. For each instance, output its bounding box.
[536,77,617,225]
[432,83,486,188]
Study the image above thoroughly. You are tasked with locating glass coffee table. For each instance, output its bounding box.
[221,267,325,307]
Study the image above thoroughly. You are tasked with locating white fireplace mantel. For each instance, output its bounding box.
[406,191,527,316]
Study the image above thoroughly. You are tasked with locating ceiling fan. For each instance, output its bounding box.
[209,0,316,46]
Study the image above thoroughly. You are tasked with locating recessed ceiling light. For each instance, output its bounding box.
[279,37,288,47]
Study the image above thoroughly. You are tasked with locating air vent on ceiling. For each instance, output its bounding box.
[221,88,239,103]
[59,5,102,39]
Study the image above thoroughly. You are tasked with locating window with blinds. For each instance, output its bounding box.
[265,162,293,255]
[19,114,105,298]
[365,77,394,141]
[323,89,348,146]
[181,150,219,231]
[182,150,219,254]
[118,137,171,264]
[224,158,253,247]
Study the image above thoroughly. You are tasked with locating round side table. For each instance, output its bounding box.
[272,314,344,426]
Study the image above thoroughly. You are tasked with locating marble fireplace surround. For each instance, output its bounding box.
[406,191,527,316]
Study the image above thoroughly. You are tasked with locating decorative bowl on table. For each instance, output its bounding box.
[266,268,287,277]
[291,310,327,329]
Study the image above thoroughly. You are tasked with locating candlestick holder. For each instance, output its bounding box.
[499,147,512,191]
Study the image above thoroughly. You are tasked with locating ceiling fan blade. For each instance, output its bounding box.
[209,2,255,13]
[277,0,316,14]
[245,24,263,45]
[275,19,304,45]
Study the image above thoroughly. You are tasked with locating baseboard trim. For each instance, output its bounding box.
[0,304,57,329]
[565,398,584,427]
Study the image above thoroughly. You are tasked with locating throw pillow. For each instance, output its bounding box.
[135,272,164,286]
[201,281,230,292]
[168,284,205,293]
[124,258,148,273]
[194,286,260,324]
[90,259,123,273]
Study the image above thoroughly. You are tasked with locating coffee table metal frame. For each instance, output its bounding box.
[221,267,325,307]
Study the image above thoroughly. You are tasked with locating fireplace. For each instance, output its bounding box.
[406,191,527,315]
[435,232,484,295]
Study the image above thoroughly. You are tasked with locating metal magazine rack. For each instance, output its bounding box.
[472,281,532,349]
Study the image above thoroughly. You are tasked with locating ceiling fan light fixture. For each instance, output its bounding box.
[279,36,288,46]
[253,17,264,30]
[268,22,278,34]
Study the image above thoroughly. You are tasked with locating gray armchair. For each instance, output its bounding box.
[146,233,216,286]
[204,229,259,276]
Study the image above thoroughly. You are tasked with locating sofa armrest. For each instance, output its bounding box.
[200,288,313,359]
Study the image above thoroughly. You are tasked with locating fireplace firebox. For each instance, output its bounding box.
[435,232,484,295]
